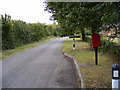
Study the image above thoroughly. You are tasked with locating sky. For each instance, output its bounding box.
[0,0,54,24]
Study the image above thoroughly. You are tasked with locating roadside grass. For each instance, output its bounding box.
[63,38,119,88]
[1,36,56,60]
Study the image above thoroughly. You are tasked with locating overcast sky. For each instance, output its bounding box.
[0,0,54,24]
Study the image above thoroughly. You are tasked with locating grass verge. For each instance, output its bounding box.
[1,36,56,60]
[63,38,119,88]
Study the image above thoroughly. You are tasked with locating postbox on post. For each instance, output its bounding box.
[91,33,101,65]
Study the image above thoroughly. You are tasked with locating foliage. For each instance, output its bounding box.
[83,34,120,57]
[44,2,120,40]
[44,2,120,57]
[2,14,59,50]
[84,36,92,47]
[101,2,120,25]
[0,16,2,51]
[99,35,120,56]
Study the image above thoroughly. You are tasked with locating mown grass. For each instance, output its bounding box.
[1,36,56,60]
[63,38,119,88]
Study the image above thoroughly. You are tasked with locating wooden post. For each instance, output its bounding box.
[73,38,75,49]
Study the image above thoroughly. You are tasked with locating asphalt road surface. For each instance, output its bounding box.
[2,37,78,88]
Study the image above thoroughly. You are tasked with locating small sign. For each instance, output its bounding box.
[113,70,119,78]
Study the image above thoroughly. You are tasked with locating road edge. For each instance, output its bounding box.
[63,52,86,88]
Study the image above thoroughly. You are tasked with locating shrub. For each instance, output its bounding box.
[99,40,120,56]
[84,36,92,46]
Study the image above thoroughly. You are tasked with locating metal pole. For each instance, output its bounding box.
[95,47,98,65]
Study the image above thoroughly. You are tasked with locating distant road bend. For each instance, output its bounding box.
[2,37,78,88]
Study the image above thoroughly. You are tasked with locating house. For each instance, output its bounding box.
[102,23,120,37]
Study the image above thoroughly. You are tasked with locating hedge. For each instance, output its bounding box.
[1,14,59,50]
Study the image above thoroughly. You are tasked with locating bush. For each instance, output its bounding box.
[84,36,92,46]
[99,40,120,56]
[2,14,59,50]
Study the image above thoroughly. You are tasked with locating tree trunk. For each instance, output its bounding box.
[81,30,85,41]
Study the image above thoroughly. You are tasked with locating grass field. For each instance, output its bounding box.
[1,36,56,60]
[63,38,119,88]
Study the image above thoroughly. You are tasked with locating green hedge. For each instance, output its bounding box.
[2,14,59,50]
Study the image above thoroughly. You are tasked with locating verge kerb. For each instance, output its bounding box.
[63,52,86,88]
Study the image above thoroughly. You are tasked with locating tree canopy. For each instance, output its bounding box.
[44,2,120,40]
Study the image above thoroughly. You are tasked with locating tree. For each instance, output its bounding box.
[44,2,104,40]
[101,2,120,36]
[44,2,120,40]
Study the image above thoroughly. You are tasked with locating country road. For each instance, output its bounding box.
[2,37,78,88]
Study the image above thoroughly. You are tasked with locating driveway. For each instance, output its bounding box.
[2,37,78,88]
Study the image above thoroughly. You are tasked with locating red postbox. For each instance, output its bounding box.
[91,33,101,65]
[91,33,101,47]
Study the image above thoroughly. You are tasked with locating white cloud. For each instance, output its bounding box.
[0,0,53,24]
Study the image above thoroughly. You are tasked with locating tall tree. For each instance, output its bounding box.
[44,2,120,40]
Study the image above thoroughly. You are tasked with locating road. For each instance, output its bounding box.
[2,37,78,88]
